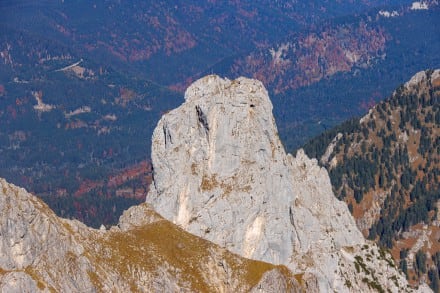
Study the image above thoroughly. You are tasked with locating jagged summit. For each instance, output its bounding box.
[147,75,423,292]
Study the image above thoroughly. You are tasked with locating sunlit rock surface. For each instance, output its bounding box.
[147,75,429,292]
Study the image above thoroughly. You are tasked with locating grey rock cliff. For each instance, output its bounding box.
[147,75,429,292]
[0,178,299,292]
[0,178,96,292]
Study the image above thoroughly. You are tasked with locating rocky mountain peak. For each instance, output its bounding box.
[0,74,431,292]
[152,75,281,193]
[147,75,423,291]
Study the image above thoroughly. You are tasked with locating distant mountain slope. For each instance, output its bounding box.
[1,0,416,85]
[303,69,440,290]
[0,26,182,227]
[225,5,440,150]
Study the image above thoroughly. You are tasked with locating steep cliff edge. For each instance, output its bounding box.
[147,75,429,292]
[0,178,300,292]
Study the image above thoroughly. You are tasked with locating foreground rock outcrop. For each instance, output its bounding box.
[147,75,429,292]
[0,178,300,292]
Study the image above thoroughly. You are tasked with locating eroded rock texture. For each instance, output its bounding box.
[0,178,299,292]
[147,75,428,292]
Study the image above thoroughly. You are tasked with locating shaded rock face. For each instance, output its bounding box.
[0,178,299,292]
[147,75,426,292]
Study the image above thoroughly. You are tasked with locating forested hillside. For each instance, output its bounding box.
[304,69,440,290]
[0,25,181,226]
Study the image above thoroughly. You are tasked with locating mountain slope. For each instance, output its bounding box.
[2,0,416,85]
[146,75,422,292]
[255,5,439,150]
[304,69,439,289]
[0,177,301,292]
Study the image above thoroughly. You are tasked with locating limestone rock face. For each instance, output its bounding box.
[0,272,40,293]
[0,178,96,292]
[147,75,427,292]
[0,178,299,292]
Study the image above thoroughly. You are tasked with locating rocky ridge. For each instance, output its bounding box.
[0,178,300,292]
[147,75,429,292]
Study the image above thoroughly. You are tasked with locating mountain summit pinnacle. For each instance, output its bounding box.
[147,75,425,292]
